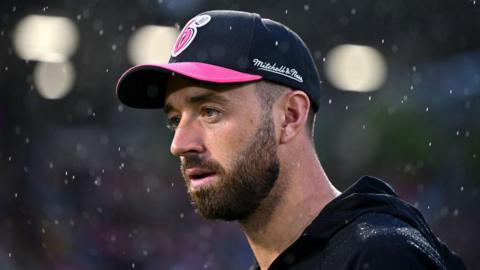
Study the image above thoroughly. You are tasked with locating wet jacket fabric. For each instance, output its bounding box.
[249,176,466,270]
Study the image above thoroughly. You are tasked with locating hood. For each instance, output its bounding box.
[302,175,463,268]
[306,176,436,244]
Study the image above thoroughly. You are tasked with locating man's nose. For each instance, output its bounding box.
[170,119,205,157]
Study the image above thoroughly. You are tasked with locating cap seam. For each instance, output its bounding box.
[245,13,259,73]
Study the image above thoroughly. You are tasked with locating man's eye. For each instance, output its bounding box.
[201,107,221,118]
[166,116,180,131]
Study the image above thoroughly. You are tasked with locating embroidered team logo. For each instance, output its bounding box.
[171,15,211,57]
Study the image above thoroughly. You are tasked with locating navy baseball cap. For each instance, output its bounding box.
[116,10,321,111]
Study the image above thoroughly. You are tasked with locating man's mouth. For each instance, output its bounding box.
[185,168,218,188]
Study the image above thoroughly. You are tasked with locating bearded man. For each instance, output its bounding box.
[116,10,465,270]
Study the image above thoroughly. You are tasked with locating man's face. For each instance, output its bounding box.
[164,77,280,221]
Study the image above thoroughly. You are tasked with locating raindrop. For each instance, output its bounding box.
[453,209,459,216]
[8,252,12,258]
[449,89,453,94]
[460,186,464,192]
[14,193,18,198]
[328,99,332,104]
[425,107,429,112]
[381,39,385,44]
[304,5,310,11]
[179,213,185,218]
[94,176,102,186]
[275,41,279,46]
[285,9,288,14]
[368,96,372,101]
[428,142,432,147]
[99,29,104,35]
[456,130,460,136]
[351,8,356,15]
[392,45,399,53]
[112,44,117,51]
[42,6,48,12]
[345,105,349,110]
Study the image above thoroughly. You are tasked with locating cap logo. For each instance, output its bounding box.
[171,15,211,57]
[252,58,303,83]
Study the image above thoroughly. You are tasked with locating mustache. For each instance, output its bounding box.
[180,155,223,172]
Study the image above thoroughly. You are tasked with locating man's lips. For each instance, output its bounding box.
[185,167,219,189]
[185,168,217,181]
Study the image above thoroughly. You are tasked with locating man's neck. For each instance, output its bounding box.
[239,148,340,270]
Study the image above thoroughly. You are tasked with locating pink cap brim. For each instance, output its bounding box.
[116,62,262,108]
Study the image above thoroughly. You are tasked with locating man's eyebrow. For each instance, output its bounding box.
[165,92,230,114]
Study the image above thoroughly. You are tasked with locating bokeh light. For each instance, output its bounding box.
[13,15,79,63]
[127,25,179,65]
[33,61,75,99]
[324,44,387,92]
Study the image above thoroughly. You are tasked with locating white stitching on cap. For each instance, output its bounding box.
[252,58,303,83]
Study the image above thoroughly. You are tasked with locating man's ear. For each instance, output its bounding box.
[279,90,310,144]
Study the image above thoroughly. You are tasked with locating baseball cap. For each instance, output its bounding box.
[116,10,321,111]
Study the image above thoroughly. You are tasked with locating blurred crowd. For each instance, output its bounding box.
[1,0,479,269]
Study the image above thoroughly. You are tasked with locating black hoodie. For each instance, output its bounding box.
[249,176,466,270]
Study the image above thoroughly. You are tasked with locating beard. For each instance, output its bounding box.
[180,115,280,221]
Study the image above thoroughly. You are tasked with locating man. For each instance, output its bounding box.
[116,10,465,270]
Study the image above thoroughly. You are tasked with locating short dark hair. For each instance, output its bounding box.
[254,80,316,138]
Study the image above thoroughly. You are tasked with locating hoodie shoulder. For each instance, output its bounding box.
[319,213,452,270]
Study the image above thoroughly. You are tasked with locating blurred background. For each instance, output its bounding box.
[0,0,479,269]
